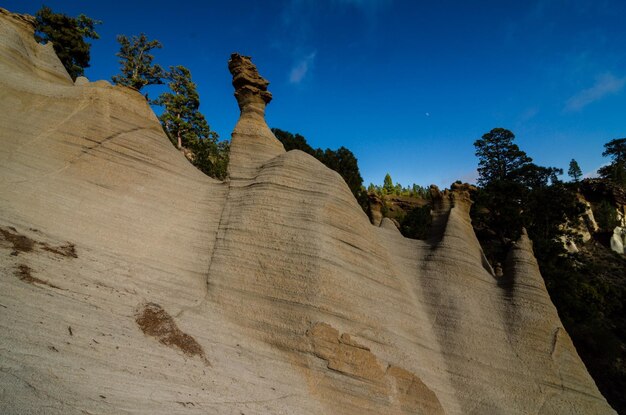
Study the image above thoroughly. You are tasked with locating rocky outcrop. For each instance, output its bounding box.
[573,182,626,255]
[228,53,272,112]
[226,53,284,179]
[610,227,625,254]
[559,195,597,253]
[581,178,626,208]
[367,192,384,226]
[0,8,72,84]
[0,9,617,415]
[366,193,428,230]
[578,195,600,237]
[305,322,446,414]
[581,179,626,228]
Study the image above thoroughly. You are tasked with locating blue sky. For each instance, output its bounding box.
[5,0,626,188]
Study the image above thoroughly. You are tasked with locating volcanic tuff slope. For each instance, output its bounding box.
[0,9,617,415]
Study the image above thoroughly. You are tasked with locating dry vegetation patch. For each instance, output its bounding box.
[136,303,209,366]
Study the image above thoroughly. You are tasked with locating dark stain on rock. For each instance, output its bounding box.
[15,264,60,289]
[0,227,35,254]
[1,226,77,258]
[136,303,210,366]
[41,242,77,258]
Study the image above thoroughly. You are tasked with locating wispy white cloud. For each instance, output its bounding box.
[280,0,389,85]
[584,163,608,179]
[565,73,626,112]
[289,52,317,84]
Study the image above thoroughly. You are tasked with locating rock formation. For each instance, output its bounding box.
[610,226,625,254]
[573,181,626,255]
[368,192,385,226]
[368,192,430,230]
[228,53,272,112]
[0,8,617,414]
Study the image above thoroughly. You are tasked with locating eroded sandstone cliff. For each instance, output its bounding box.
[0,9,617,414]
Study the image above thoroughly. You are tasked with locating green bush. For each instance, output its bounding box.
[595,200,619,231]
[399,205,432,240]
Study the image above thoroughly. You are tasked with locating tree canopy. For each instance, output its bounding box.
[598,138,626,186]
[154,66,211,149]
[470,128,626,412]
[112,33,165,91]
[34,6,100,80]
[383,173,394,194]
[271,129,315,154]
[514,163,562,189]
[474,128,532,186]
[154,66,228,179]
[472,128,572,244]
[568,159,582,182]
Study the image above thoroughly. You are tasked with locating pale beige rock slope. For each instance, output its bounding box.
[0,9,617,414]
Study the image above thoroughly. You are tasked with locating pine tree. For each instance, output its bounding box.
[568,159,582,182]
[474,128,532,186]
[112,33,164,91]
[383,173,394,195]
[34,6,100,80]
[598,138,626,186]
[154,66,227,179]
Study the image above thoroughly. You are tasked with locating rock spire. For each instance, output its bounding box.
[228,53,272,113]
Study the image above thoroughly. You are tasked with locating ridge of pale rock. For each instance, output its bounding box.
[501,230,614,413]
[0,7,72,85]
[0,9,617,415]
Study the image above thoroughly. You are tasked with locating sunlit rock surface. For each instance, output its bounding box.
[0,9,616,414]
[610,227,625,254]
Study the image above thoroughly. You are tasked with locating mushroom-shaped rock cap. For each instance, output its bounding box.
[228,53,272,112]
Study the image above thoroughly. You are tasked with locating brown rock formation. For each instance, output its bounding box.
[580,178,626,208]
[305,322,446,414]
[373,194,429,229]
[228,53,272,113]
[367,192,384,226]
[0,9,617,415]
[226,53,284,179]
